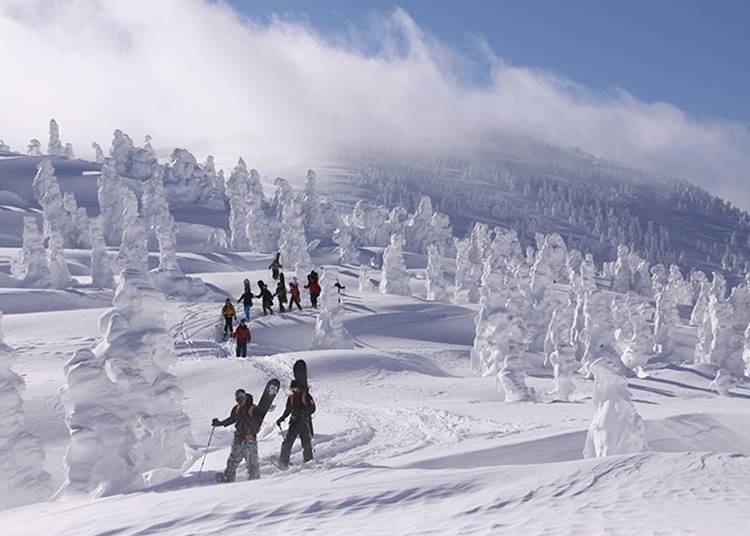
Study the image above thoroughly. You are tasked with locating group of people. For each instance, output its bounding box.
[212,378,316,481]
[220,253,325,356]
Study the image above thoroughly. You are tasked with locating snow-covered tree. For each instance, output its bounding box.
[544,303,577,401]
[278,192,312,281]
[97,158,131,245]
[689,271,709,326]
[615,292,653,375]
[0,312,54,509]
[245,168,274,252]
[653,284,678,355]
[92,141,105,163]
[110,129,135,175]
[117,217,149,274]
[11,217,50,287]
[64,143,75,159]
[62,192,90,248]
[583,358,648,458]
[143,168,180,273]
[667,265,692,306]
[48,230,73,289]
[358,264,375,292]
[89,217,115,289]
[302,169,323,234]
[612,245,632,293]
[0,140,10,152]
[61,348,144,498]
[404,195,434,253]
[650,263,668,295]
[161,148,223,207]
[743,324,750,378]
[204,228,228,252]
[633,259,652,298]
[332,221,359,265]
[32,159,69,243]
[27,139,42,156]
[709,368,737,397]
[226,158,250,250]
[380,233,410,296]
[48,118,64,156]
[310,267,353,349]
[425,244,449,302]
[579,291,619,371]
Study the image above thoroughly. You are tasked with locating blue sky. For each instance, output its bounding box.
[229,0,750,126]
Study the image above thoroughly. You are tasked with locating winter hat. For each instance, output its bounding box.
[290,379,300,390]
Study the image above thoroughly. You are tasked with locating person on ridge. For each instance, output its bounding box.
[273,272,288,313]
[238,279,254,321]
[221,298,236,337]
[334,278,346,304]
[305,273,321,309]
[276,379,315,468]
[288,277,302,311]
[212,389,261,481]
[234,319,251,357]
[269,253,282,280]
[256,280,275,316]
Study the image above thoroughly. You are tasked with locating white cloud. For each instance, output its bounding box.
[1,0,748,206]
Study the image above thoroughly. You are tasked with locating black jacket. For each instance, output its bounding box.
[256,287,274,305]
[238,291,253,305]
[279,390,316,422]
[217,402,260,439]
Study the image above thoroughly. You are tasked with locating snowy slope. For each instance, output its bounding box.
[1,254,749,535]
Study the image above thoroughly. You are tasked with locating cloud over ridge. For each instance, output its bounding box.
[1,0,748,205]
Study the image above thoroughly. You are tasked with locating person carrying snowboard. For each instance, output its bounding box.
[238,279,254,321]
[269,253,282,280]
[276,379,315,467]
[256,280,275,316]
[221,298,236,337]
[273,272,288,313]
[212,389,261,481]
[288,277,302,311]
[305,274,321,309]
[234,319,251,357]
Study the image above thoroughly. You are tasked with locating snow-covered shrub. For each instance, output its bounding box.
[11,217,50,287]
[226,158,250,250]
[425,244,449,302]
[278,192,312,281]
[48,118,64,156]
[0,312,54,509]
[358,264,375,292]
[48,230,73,289]
[89,217,115,289]
[379,233,410,296]
[583,358,648,458]
[61,348,144,498]
[27,139,42,156]
[310,267,353,349]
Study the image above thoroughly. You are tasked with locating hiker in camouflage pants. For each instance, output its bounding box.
[212,389,261,481]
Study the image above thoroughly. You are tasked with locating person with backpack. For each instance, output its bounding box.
[234,319,251,357]
[221,298,236,337]
[305,273,321,308]
[269,253,282,280]
[212,389,261,481]
[237,279,253,321]
[256,280,275,316]
[273,272,288,313]
[288,277,302,311]
[275,379,315,467]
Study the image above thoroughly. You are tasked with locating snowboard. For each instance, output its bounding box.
[292,359,314,437]
[255,378,281,426]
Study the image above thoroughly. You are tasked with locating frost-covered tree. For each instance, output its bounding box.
[380,233,410,296]
[92,141,105,163]
[579,291,619,371]
[0,312,54,509]
[425,244,449,302]
[89,217,115,289]
[143,168,180,273]
[62,192,90,248]
[278,192,312,281]
[729,276,750,331]
[48,118,64,156]
[544,303,577,401]
[110,129,135,175]
[653,284,678,355]
[0,140,10,152]
[64,143,75,159]
[245,168,274,252]
[615,292,653,375]
[310,267,353,349]
[226,158,250,250]
[160,148,223,207]
[61,348,144,498]
[358,264,375,292]
[92,269,194,479]
[97,158,131,245]
[633,259,652,298]
[667,265,692,306]
[404,195,434,253]
[117,217,149,274]
[650,263,668,295]
[612,245,632,293]
[689,271,709,326]
[32,159,69,243]
[583,358,648,458]
[11,217,50,287]
[709,368,737,397]
[27,139,42,156]
[302,169,323,233]
[332,221,359,265]
[204,228,228,252]
[743,324,750,378]
[48,230,73,289]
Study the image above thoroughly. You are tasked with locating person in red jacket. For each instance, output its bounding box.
[304,274,321,308]
[289,277,303,311]
[234,319,251,357]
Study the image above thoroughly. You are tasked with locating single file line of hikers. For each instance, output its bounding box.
[221,255,327,357]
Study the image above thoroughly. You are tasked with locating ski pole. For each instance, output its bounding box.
[197,426,215,483]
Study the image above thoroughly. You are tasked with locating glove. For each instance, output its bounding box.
[211,418,220,427]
